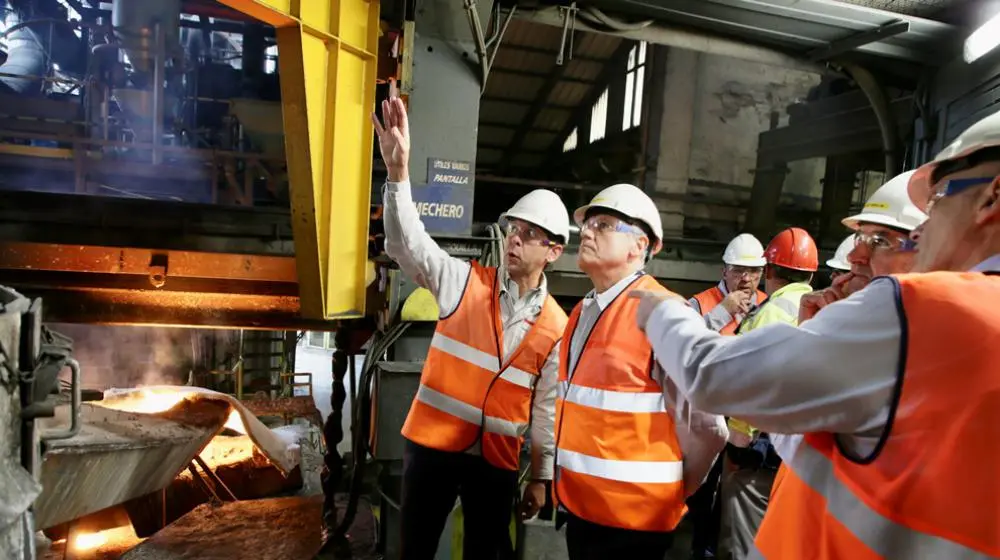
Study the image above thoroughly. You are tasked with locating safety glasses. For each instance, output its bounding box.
[725,265,763,277]
[854,231,917,253]
[925,176,995,213]
[500,219,557,247]
[579,215,645,236]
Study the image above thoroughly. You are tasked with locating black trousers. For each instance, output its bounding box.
[688,454,725,557]
[564,512,674,560]
[400,440,518,560]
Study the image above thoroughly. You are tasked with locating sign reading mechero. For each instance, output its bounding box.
[412,158,474,234]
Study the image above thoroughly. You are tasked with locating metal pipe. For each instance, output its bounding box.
[187,463,221,502]
[515,7,829,75]
[152,22,165,165]
[193,455,238,501]
[40,359,81,442]
[840,61,898,175]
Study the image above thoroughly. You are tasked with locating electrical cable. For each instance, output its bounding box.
[332,321,411,538]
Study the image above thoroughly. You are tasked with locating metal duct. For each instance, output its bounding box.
[516,7,829,75]
[112,0,181,73]
[0,11,47,95]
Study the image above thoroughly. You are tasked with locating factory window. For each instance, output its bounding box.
[622,41,647,131]
[306,331,327,348]
[589,87,609,143]
[563,127,578,152]
[265,45,279,74]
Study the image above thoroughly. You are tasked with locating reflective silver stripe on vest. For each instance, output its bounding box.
[414,385,525,438]
[785,443,994,559]
[556,448,683,484]
[747,545,765,560]
[558,381,665,414]
[431,332,536,389]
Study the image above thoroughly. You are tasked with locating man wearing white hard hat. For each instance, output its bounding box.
[629,108,1000,558]
[825,235,854,281]
[373,96,570,559]
[551,183,727,559]
[799,170,927,322]
[689,234,768,334]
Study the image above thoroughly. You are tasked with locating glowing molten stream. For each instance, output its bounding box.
[96,387,248,435]
[69,525,140,552]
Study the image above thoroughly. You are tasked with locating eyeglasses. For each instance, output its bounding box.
[726,265,763,277]
[501,220,557,247]
[579,215,645,236]
[926,176,994,213]
[854,231,916,252]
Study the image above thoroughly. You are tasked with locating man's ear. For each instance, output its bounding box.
[634,235,650,260]
[546,244,564,264]
[976,176,1000,225]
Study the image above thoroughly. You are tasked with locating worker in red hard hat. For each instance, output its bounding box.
[706,226,817,560]
[629,108,1000,559]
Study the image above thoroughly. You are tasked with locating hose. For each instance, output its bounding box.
[332,321,411,539]
[331,225,504,538]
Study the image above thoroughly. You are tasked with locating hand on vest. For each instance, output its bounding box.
[798,272,866,323]
[520,481,547,520]
[721,290,753,316]
[629,289,687,330]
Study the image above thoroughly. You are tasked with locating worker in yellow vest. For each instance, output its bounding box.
[553,183,728,559]
[689,234,768,334]
[374,95,569,559]
[629,108,1000,559]
[686,232,766,560]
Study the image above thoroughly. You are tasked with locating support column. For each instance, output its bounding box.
[403,0,492,207]
[745,160,789,240]
[819,155,863,247]
[652,48,700,238]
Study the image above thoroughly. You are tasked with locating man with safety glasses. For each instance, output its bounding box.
[690,234,768,334]
[799,170,926,321]
[630,108,1000,558]
[373,95,570,559]
[552,184,727,559]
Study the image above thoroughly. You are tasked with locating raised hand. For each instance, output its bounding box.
[371,80,410,182]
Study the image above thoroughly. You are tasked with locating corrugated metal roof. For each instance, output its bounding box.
[834,0,958,18]
[477,19,625,168]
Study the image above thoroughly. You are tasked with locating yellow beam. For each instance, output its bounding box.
[219,0,380,320]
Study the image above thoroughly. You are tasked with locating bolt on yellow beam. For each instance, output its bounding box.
[219,0,380,320]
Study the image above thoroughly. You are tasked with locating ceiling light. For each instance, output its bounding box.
[964,10,1000,63]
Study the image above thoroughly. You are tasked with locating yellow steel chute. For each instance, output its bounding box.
[219,0,380,320]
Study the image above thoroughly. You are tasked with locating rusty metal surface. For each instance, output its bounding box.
[33,401,229,530]
[241,396,323,425]
[0,242,298,283]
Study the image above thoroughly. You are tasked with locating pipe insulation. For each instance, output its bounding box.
[515,6,829,75]
[0,10,47,95]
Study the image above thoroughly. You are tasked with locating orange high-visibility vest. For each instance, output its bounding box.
[401,262,567,471]
[692,285,767,335]
[753,271,1000,559]
[554,274,686,532]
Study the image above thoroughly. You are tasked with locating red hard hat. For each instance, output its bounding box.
[765,227,818,272]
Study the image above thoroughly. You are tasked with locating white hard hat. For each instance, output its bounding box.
[825,234,854,271]
[909,110,1000,211]
[500,189,570,243]
[573,183,664,254]
[722,233,766,267]
[842,170,927,232]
